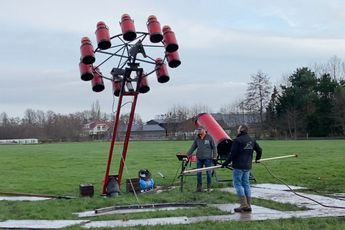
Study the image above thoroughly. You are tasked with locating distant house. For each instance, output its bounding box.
[174,118,196,140]
[83,120,167,141]
[83,121,112,139]
[118,123,166,140]
[147,116,229,140]
[211,113,262,138]
[140,124,166,140]
[146,119,167,136]
[211,113,260,128]
[146,119,167,134]
[146,119,165,126]
[146,119,182,137]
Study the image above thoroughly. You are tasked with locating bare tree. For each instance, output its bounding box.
[165,104,190,122]
[220,98,246,114]
[244,70,272,134]
[312,56,345,80]
[162,104,191,136]
[36,110,46,128]
[119,113,143,126]
[0,112,9,126]
[327,56,344,80]
[90,100,101,121]
[190,103,212,117]
[23,109,37,125]
[219,99,249,126]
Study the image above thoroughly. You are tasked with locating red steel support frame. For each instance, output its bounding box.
[102,90,139,195]
[81,17,180,195]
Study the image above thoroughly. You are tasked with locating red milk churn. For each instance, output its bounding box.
[147,15,163,43]
[91,68,105,92]
[120,14,137,41]
[195,113,232,159]
[112,79,122,97]
[155,58,169,83]
[79,62,94,81]
[138,74,150,94]
[162,25,178,53]
[80,37,95,65]
[166,51,181,68]
[95,21,111,50]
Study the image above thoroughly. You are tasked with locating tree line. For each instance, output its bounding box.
[1,109,87,141]
[238,56,345,138]
[265,67,345,138]
[161,57,345,138]
[1,56,344,141]
[0,100,144,141]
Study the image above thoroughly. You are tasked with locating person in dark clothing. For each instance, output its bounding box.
[222,124,262,212]
[187,126,217,192]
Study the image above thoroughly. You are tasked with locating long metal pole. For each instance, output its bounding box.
[256,154,298,162]
[117,92,139,185]
[181,154,298,175]
[102,93,124,194]
[182,165,222,175]
[0,191,74,199]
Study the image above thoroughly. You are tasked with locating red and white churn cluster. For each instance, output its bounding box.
[78,14,182,195]
[78,14,181,95]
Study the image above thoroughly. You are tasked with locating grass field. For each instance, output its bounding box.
[0,140,344,229]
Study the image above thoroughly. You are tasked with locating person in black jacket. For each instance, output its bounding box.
[222,124,262,212]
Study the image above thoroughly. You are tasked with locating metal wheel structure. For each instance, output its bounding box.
[79,14,181,195]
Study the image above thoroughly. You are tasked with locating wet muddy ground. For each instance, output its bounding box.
[1,183,345,229]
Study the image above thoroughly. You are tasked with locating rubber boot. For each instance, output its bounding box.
[242,196,252,212]
[234,196,249,212]
[207,183,211,192]
[195,184,202,192]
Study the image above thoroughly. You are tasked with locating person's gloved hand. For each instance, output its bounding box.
[212,159,218,165]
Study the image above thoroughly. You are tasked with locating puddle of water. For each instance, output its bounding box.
[76,203,206,217]
[3,183,345,229]
[209,203,284,215]
[76,206,195,218]
[0,196,51,201]
[82,216,190,228]
[221,187,345,209]
[221,184,345,218]
[251,183,306,191]
[0,220,88,229]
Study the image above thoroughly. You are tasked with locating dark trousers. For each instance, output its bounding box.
[196,159,212,186]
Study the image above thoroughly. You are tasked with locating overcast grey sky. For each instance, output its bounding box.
[1,0,345,121]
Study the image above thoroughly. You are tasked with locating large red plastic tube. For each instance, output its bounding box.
[147,15,163,43]
[80,37,95,65]
[96,21,111,50]
[112,79,122,97]
[166,51,181,68]
[138,74,150,94]
[79,62,94,81]
[155,58,169,83]
[162,25,178,53]
[120,14,136,41]
[91,68,105,92]
[195,113,232,158]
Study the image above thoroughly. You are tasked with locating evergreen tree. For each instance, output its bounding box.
[276,67,318,138]
[333,86,345,135]
[265,86,278,137]
[314,74,338,136]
